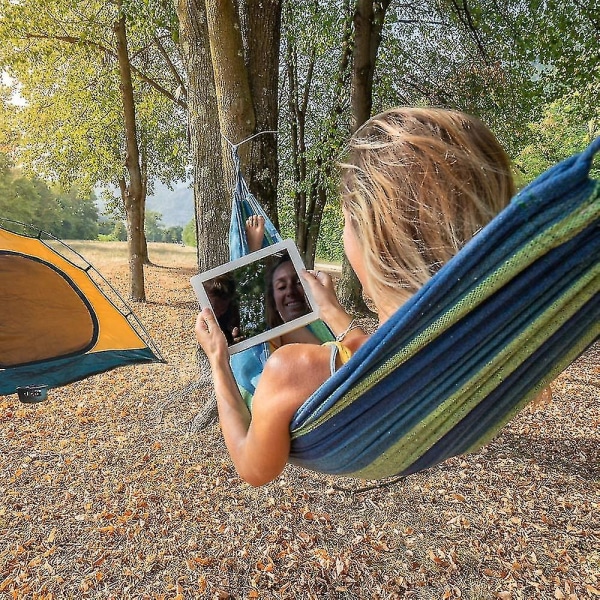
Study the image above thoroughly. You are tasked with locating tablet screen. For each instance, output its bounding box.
[191,240,319,354]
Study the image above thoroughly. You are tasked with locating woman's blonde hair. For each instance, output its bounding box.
[340,107,515,314]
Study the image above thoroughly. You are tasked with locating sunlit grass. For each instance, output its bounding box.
[61,240,198,269]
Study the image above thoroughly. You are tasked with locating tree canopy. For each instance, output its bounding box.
[1,0,597,273]
[0,0,187,196]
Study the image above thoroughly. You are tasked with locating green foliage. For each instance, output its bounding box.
[97,222,128,242]
[371,1,543,156]
[315,203,344,263]
[98,220,117,237]
[144,210,183,242]
[112,221,128,242]
[182,219,196,247]
[279,0,352,262]
[0,0,188,194]
[162,226,183,243]
[515,98,599,184]
[279,0,598,261]
[3,0,596,262]
[145,210,165,242]
[428,0,599,155]
[0,155,99,238]
[233,262,268,338]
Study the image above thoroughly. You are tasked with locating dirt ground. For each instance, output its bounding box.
[1,243,598,599]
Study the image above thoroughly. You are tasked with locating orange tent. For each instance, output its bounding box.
[0,220,163,397]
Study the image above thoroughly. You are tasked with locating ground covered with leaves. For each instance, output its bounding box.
[1,243,598,600]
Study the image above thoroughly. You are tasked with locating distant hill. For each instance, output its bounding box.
[96,180,195,227]
[146,180,194,227]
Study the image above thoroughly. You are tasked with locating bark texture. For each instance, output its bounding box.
[177,0,229,271]
[337,0,390,315]
[244,0,281,227]
[204,0,255,191]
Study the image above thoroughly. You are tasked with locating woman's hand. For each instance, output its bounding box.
[302,270,340,313]
[195,308,229,367]
[302,269,354,336]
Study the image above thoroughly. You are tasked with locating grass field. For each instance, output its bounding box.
[63,240,199,268]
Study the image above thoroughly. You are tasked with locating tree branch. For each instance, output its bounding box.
[19,32,187,110]
[448,0,489,62]
[153,34,187,98]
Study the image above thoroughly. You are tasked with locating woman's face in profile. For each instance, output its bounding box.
[272,261,309,322]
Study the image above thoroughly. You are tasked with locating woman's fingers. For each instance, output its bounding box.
[196,308,218,335]
[304,269,333,289]
[195,308,229,363]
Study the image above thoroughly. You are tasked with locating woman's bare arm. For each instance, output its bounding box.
[195,308,331,486]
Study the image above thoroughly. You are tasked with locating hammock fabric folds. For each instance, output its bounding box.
[287,137,600,479]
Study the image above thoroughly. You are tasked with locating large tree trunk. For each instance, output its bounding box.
[337,0,390,315]
[176,0,231,431]
[176,0,229,271]
[244,0,281,228]
[140,140,150,264]
[350,0,389,130]
[204,0,256,194]
[114,10,146,301]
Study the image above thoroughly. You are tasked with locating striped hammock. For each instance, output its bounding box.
[230,138,600,480]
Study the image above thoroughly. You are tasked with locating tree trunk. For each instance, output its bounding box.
[177,0,229,271]
[244,0,282,228]
[140,140,150,264]
[305,11,351,265]
[114,10,146,301]
[285,40,312,260]
[304,186,327,268]
[337,0,390,315]
[204,0,256,194]
[175,0,230,431]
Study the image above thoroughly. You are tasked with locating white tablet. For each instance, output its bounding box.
[191,239,319,354]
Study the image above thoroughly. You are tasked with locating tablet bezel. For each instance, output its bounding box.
[191,239,319,354]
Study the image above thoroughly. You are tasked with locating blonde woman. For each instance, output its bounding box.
[195,107,515,486]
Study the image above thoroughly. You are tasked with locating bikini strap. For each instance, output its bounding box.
[324,341,353,375]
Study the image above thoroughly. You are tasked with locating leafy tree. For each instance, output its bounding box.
[0,160,39,227]
[0,0,188,299]
[279,0,353,268]
[54,187,100,240]
[112,221,128,242]
[515,98,599,184]
[145,210,165,242]
[0,156,99,237]
[140,212,183,243]
[163,226,183,243]
[429,0,598,155]
[0,79,19,154]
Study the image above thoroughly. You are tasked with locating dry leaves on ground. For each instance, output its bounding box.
[1,243,598,600]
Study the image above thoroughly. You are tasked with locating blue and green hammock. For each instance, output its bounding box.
[228,138,599,480]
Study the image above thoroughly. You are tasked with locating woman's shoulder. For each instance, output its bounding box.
[252,342,331,412]
[266,342,331,375]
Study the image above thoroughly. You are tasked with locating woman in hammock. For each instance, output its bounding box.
[195,107,515,486]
